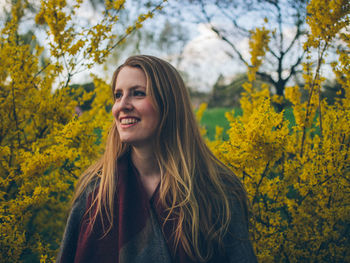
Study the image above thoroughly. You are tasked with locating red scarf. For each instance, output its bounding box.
[71,154,199,263]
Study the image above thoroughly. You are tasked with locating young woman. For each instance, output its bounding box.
[57,55,257,263]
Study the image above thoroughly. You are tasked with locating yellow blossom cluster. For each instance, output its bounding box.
[306,0,349,47]
[248,27,270,82]
[105,0,126,10]
[34,0,165,69]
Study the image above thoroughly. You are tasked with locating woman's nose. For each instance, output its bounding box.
[118,95,133,111]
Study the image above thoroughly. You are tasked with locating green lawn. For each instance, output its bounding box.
[200,107,242,140]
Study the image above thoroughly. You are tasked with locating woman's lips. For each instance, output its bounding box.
[119,117,140,127]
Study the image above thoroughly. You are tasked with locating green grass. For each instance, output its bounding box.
[200,107,242,140]
[283,107,296,129]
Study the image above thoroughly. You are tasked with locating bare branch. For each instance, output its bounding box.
[209,25,249,66]
[256,71,276,86]
[33,62,51,79]
[197,0,249,66]
[284,20,305,55]
[285,49,306,83]
[300,43,328,157]
[268,48,280,59]
[217,6,250,36]
[276,1,284,54]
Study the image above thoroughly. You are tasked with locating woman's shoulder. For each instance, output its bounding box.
[56,177,100,262]
[223,194,257,262]
[74,176,100,208]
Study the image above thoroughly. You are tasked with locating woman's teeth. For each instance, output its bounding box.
[121,118,139,124]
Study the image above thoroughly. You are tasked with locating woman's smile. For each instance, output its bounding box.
[119,117,140,126]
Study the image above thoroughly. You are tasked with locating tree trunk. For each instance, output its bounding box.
[274,79,286,112]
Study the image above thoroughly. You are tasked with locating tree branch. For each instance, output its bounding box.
[285,49,306,83]
[209,25,249,66]
[268,48,280,59]
[256,71,277,86]
[198,0,249,66]
[284,21,305,55]
[300,43,328,157]
[217,5,250,35]
[276,1,284,54]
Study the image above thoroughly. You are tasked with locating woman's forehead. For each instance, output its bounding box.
[115,66,147,90]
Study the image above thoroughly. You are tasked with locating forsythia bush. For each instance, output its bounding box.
[0,0,164,262]
[0,0,348,262]
[202,0,350,261]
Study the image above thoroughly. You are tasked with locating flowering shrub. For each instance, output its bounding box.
[203,0,350,261]
[0,0,165,262]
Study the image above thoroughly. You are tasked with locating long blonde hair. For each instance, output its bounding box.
[73,55,248,262]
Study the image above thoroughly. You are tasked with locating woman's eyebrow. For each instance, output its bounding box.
[130,85,146,90]
[114,85,145,91]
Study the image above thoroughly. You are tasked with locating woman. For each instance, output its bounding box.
[57,55,257,263]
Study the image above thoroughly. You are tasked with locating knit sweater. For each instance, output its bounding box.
[56,158,257,263]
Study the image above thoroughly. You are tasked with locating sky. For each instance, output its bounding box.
[178,23,248,91]
[78,22,248,92]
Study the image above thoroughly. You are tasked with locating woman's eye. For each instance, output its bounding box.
[114,92,122,99]
[133,90,146,97]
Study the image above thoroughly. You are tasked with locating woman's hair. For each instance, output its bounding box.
[73,55,248,262]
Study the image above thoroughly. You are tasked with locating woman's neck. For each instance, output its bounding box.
[131,146,160,177]
[131,146,161,198]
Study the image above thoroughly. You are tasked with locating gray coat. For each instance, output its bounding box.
[56,182,258,263]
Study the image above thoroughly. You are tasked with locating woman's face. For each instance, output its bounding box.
[112,66,159,148]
